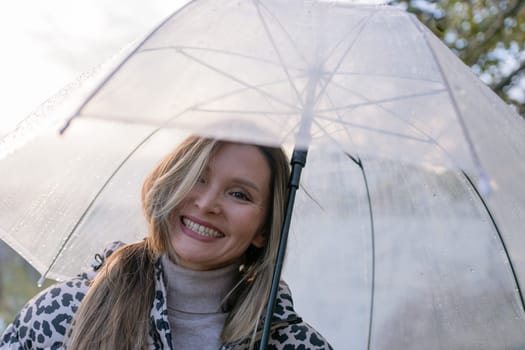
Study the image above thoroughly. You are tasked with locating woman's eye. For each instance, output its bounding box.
[197,176,207,184]
[231,191,250,201]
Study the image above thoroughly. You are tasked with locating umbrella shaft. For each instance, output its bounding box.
[289,149,307,188]
[259,149,307,349]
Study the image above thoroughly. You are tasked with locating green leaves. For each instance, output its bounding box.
[395,0,525,116]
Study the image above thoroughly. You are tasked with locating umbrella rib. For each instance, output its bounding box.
[347,154,376,350]
[316,83,473,164]
[58,4,192,134]
[299,110,378,346]
[315,77,433,146]
[81,71,307,129]
[38,127,161,283]
[280,118,304,144]
[316,105,467,167]
[313,13,454,160]
[193,108,297,116]
[81,77,301,137]
[320,11,370,68]
[315,115,432,144]
[409,14,490,189]
[175,48,299,111]
[306,110,360,157]
[316,88,447,113]
[253,0,305,109]
[141,45,302,72]
[312,12,374,108]
[334,71,443,84]
[462,171,525,314]
[322,78,472,165]
[253,1,309,65]
[320,80,444,143]
[298,184,324,211]
[172,73,305,123]
[317,79,360,154]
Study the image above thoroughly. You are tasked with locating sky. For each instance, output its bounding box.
[0,0,189,137]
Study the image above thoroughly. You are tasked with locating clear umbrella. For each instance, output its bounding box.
[1,0,525,348]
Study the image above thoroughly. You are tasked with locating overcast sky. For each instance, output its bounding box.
[0,0,189,136]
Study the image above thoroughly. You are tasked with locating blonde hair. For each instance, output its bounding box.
[67,136,290,349]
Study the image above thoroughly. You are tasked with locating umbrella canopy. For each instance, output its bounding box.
[1,0,525,348]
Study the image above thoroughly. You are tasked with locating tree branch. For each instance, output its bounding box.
[462,0,524,65]
[492,59,525,93]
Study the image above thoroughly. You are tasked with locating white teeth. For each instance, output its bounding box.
[182,217,223,238]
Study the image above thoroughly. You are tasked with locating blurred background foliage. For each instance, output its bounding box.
[1,0,524,336]
[394,0,525,116]
[0,241,54,333]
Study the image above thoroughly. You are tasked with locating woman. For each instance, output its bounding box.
[1,136,332,349]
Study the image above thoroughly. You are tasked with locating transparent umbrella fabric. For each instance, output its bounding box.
[284,148,525,349]
[1,1,525,349]
[77,1,478,170]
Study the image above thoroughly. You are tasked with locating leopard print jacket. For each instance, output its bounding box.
[0,243,332,350]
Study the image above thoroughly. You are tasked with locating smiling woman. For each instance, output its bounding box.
[0,136,333,350]
[168,143,270,271]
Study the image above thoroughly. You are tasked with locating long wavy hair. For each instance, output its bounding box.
[67,136,290,349]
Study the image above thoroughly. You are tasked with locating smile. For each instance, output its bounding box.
[181,217,224,238]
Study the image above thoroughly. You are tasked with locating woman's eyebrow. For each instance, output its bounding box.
[232,178,261,193]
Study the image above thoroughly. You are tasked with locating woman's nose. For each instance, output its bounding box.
[194,187,221,214]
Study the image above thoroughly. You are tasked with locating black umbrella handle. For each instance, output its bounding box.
[258,148,307,349]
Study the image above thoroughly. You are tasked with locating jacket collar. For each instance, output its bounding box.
[150,259,302,349]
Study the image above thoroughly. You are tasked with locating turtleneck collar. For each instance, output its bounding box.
[161,255,241,314]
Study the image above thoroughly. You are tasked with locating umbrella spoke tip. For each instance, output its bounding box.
[58,120,71,135]
[37,275,46,288]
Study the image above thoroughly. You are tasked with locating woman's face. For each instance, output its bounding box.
[168,142,271,270]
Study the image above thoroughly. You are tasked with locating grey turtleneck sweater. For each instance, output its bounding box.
[161,255,240,350]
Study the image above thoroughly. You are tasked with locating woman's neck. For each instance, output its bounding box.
[161,255,240,313]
